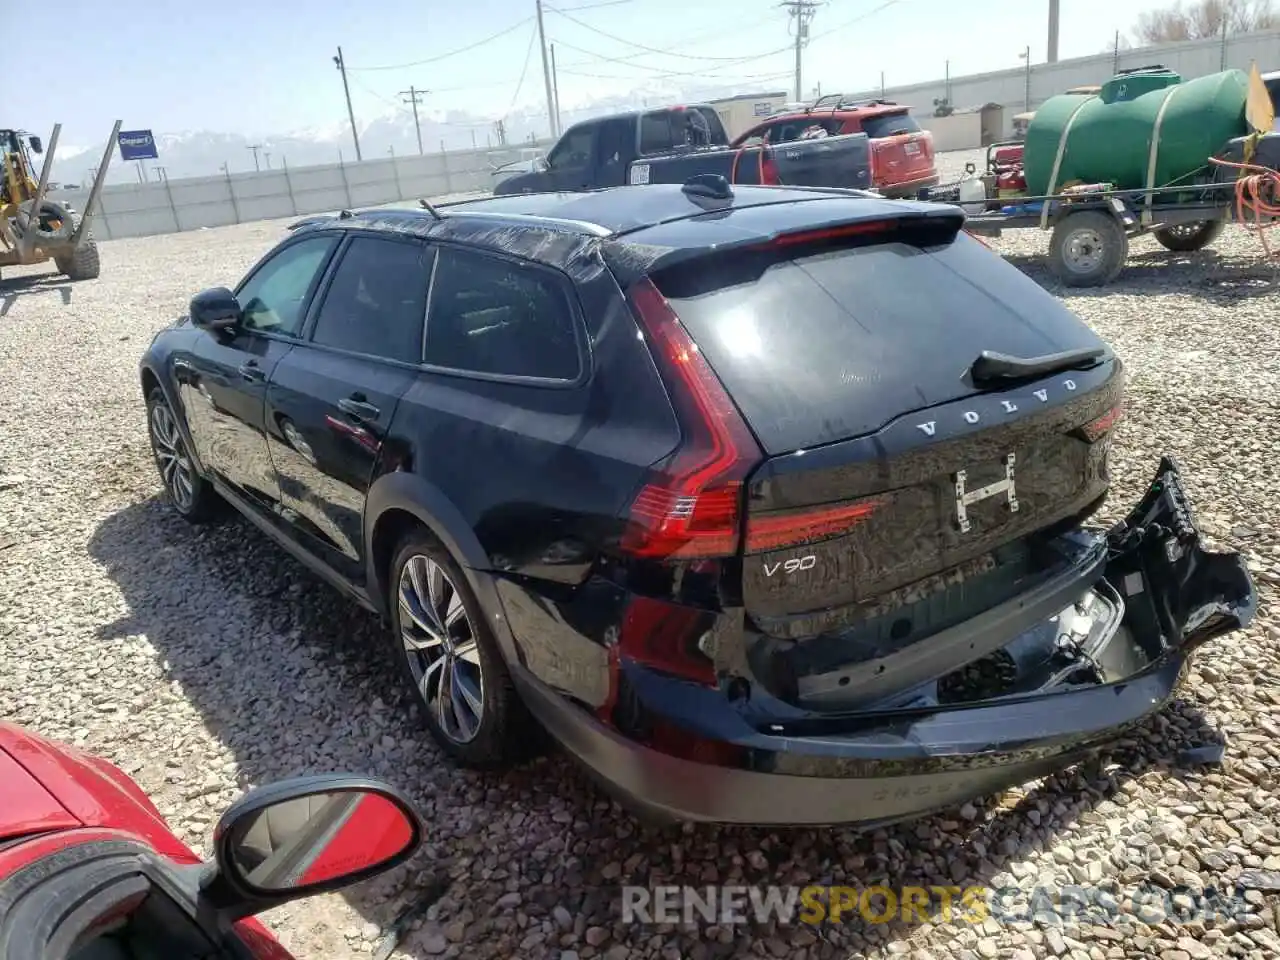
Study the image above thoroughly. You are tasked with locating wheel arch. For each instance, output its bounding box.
[140,359,207,477]
[364,471,490,620]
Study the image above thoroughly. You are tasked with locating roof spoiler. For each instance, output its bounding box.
[605,203,965,286]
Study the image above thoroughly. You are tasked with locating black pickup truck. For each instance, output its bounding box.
[492,104,873,195]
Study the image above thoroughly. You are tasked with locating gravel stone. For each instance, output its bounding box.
[3,151,1279,958]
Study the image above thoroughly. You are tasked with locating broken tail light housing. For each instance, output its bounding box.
[622,279,762,560]
[1078,402,1124,442]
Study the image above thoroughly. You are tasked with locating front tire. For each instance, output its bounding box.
[145,387,221,523]
[388,531,536,768]
[54,238,101,281]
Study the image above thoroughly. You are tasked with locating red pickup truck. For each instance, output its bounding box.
[732,96,938,198]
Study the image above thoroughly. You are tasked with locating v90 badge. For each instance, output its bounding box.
[764,555,816,577]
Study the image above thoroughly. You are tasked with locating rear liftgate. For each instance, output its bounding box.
[742,457,1256,715]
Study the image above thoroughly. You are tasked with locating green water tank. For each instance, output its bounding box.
[1023,67,1250,196]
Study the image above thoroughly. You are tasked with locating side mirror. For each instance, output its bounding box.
[190,287,243,332]
[202,776,421,916]
[535,155,550,172]
[29,136,42,154]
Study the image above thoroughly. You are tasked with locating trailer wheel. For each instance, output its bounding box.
[1048,211,1129,287]
[54,238,101,281]
[1153,220,1225,252]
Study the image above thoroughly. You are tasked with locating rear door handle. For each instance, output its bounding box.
[238,360,265,382]
[337,396,380,420]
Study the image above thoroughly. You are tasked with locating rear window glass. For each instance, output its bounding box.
[860,113,922,138]
[638,108,723,154]
[655,234,1101,453]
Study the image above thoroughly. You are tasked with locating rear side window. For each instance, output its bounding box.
[309,236,431,363]
[425,247,581,381]
[639,108,722,154]
[860,113,922,138]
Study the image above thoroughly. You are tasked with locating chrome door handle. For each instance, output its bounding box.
[238,360,265,382]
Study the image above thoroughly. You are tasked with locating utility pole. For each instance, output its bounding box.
[535,0,559,138]
[246,144,262,172]
[1113,30,1121,73]
[264,151,272,169]
[1047,0,1060,63]
[1219,14,1229,70]
[399,85,427,154]
[494,118,508,146]
[333,46,362,161]
[550,43,562,136]
[780,1,821,102]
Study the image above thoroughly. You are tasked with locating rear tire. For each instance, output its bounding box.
[145,387,222,523]
[1048,210,1129,287]
[1152,220,1225,252]
[388,530,538,768]
[54,238,101,281]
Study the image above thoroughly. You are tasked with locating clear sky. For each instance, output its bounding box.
[32,0,1162,150]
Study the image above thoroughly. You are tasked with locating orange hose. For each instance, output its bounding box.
[1207,155,1280,261]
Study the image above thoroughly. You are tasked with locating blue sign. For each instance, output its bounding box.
[118,129,159,161]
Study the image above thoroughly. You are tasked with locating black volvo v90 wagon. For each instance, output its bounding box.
[139,179,1255,826]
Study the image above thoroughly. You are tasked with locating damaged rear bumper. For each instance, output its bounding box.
[511,457,1256,826]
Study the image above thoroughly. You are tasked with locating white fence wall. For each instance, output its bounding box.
[48,143,552,241]
[851,28,1280,136]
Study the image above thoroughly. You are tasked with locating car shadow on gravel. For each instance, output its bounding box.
[0,272,72,317]
[89,495,1226,959]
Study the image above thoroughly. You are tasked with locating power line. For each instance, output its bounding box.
[346,18,534,72]
[551,37,789,76]
[399,86,428,154]
[246,143,263,171]
[555,11,782,69]
[503,22,541,121]
[546,4,785,61]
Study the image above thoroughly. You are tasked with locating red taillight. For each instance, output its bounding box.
[769,221,891,248]
[1079,402,1124,442]
[622,279,760,560]
[746,496,887,554]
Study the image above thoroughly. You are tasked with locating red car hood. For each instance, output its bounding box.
[0,723,197,862]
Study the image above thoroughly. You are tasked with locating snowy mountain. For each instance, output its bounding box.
[50,79,771,186]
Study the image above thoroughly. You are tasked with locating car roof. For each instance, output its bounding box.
[287,184,958,282]
[293,184,879,242]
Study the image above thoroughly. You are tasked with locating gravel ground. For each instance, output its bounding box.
[2,161,1279,960]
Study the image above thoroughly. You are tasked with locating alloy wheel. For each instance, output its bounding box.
[398,555,485,744]
[150,400,195,511]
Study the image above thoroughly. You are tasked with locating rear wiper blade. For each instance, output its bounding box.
[970,347,1106,385]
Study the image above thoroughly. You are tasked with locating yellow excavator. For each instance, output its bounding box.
[0,120,119,282]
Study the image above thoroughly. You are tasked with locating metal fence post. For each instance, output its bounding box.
[389,149,403,201]
[162,172,182,232]
[282,156,298,215]
[440,140,452,194]
[223,163,241,223]
[338,153,353,209]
